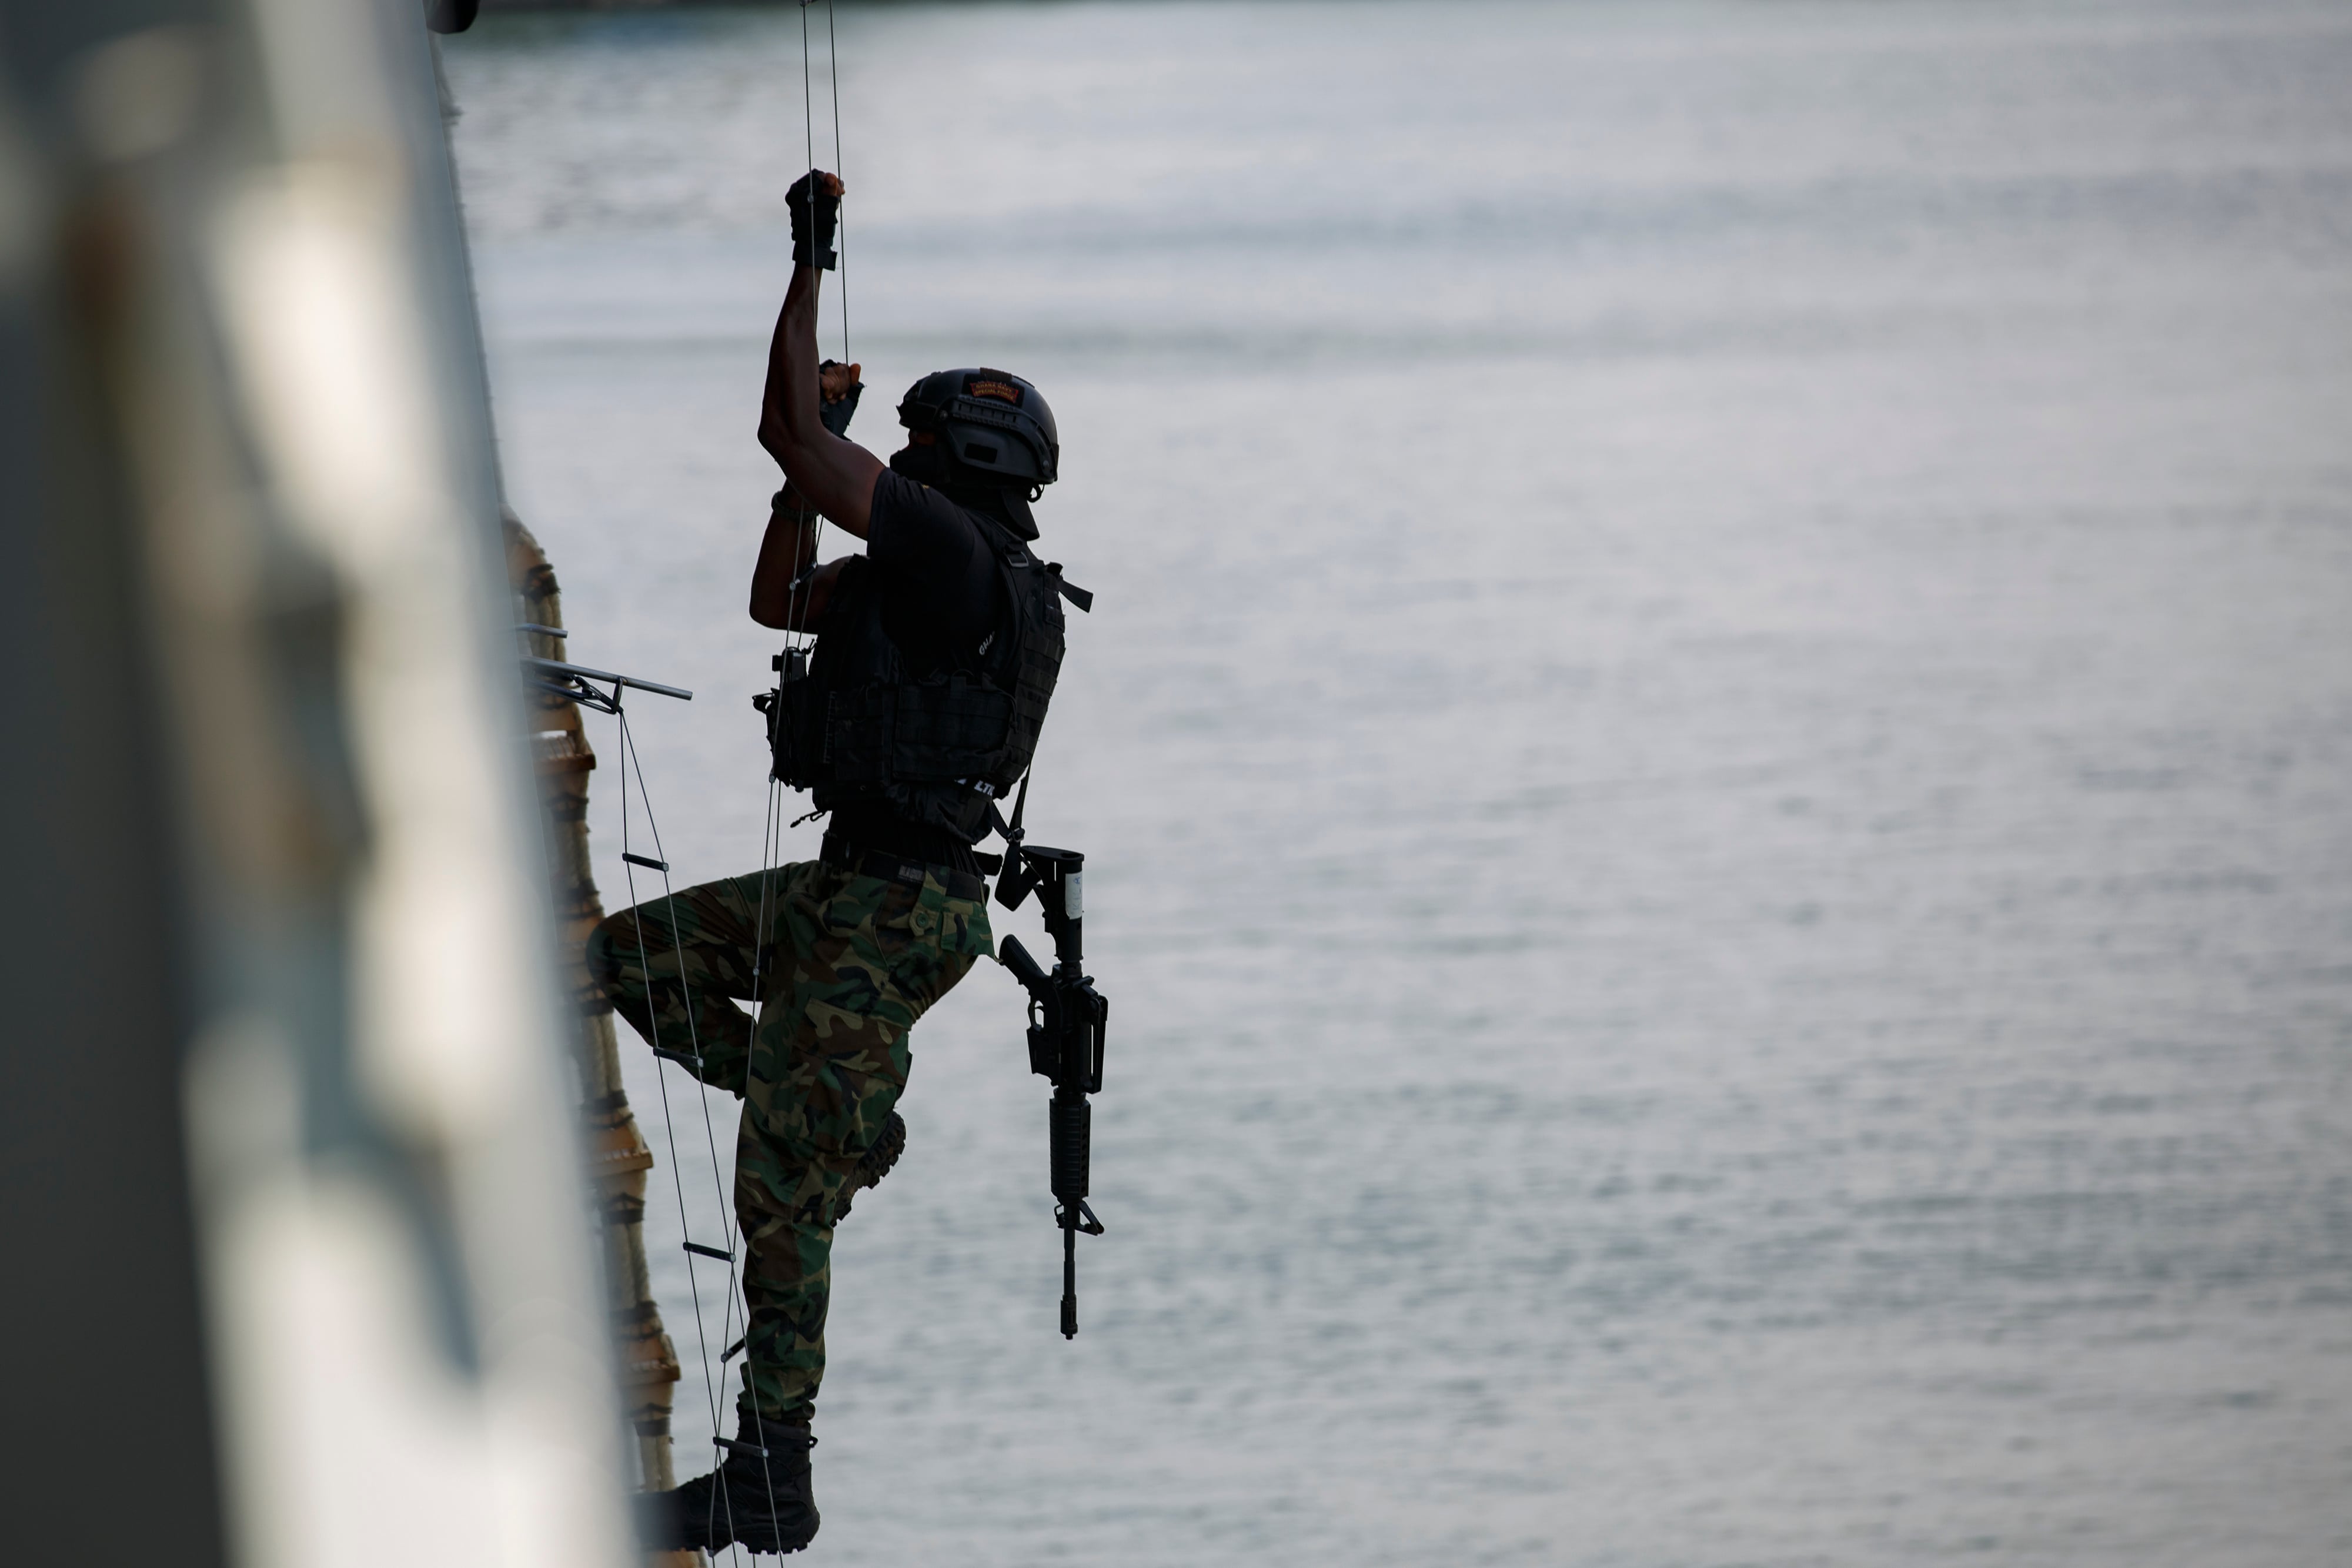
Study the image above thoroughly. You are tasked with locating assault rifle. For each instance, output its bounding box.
[995,834,1108,1340]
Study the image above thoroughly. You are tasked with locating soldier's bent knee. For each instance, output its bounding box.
[584,910,633,1000]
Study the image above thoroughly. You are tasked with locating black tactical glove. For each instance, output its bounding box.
[787,169,839,270]
[818,360,861,436]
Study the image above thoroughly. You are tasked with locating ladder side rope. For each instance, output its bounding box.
[635,700,771,1568]
[781,0,832,655]
[621,714,744,1310]
[828,0,848,366]
[731,724,790,1539]
[708,5,833,1527]
[617,703,750,1564]
[603,12,856,1543]
[614,704,730,1546]
[722,1,855,1529]
[710,12,834,1529]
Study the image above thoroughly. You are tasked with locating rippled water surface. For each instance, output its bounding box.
[445,4,2352,1563]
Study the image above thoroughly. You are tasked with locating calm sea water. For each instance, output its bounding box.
[445,5,2352,1563]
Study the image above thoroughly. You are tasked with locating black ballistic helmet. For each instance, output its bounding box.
[898,368,1060,487]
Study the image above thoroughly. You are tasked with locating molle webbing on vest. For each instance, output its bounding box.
[823,674,1016,786]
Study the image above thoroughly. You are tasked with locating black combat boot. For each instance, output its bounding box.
[637,1412,820,1554]
[830,1108,906,1223]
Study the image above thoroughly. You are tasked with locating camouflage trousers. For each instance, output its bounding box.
[588,859,993,1425]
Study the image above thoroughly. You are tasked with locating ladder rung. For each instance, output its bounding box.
[714,1437,766,1459]
[683,1242,733,1262]
[622,852,669,872]
[652,1046,703,1071]
[721,1335,746,1362]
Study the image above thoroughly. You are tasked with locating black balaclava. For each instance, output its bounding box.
[890,445,1039,540]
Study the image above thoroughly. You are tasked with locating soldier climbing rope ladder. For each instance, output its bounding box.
[591,166,1104,1558]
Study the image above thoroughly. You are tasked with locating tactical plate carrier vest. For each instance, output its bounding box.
[762,516,1074,846]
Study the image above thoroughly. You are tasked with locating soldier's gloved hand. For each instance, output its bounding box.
[787,169,842,270]
[818,358,863,436]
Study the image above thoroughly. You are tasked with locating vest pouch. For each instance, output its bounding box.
[767,674,831,787]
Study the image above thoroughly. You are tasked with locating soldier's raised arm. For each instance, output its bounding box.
[755,170,884,536]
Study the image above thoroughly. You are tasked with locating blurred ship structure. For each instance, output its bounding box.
[1,1,647,1562]
[505,517,692,1513]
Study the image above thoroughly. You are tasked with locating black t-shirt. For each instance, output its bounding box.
[825,469,1006,870]
[865,469,1003,667]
